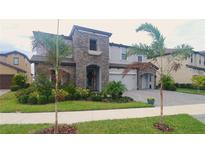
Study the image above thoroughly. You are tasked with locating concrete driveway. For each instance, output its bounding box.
[0,89,9,96]
[124,90,205,106]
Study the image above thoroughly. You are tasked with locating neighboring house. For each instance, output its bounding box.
[0,51,32,89]
[31,25,158,91]
[152,49,205,84]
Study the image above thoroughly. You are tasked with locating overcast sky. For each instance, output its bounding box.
[1,19,205,57]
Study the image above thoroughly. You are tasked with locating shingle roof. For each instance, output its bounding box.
[109,42,130,48]
[0,50,30,62]
[30,55,75,66]
[69,25,112,37]
[33,31,72,40]
[0,61,26,73]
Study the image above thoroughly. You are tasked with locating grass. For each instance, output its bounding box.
[0,92,152,113]
[176,88,205,95]
[0,114,204,134]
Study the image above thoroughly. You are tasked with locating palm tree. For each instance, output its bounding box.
[32,20,72,133]
[126,23,193,124]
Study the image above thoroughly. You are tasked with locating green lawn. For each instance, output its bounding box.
[0,114,204,134]
[176,88,205,95]
[0,92,152,113]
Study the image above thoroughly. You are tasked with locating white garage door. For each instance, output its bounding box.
[109,73,137,90]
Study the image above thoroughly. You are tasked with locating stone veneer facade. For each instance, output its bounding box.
[72,30,109,90]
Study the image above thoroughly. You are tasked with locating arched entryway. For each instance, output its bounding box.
[86,65,100,91]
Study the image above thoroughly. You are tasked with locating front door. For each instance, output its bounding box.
[86,65,99,91]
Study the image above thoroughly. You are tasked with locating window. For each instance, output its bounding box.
[121,50,127,60]
[138,55,143,62]
[204,59,205,66]
[191,56,193,63]
[199,57,201,64]
[13,57,19,65]
[90,39,97,51]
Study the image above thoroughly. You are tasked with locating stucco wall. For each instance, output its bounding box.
[109,45,146,64]
[0,53,32,82]
[152,54,205,84]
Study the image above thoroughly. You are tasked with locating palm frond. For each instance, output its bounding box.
[128,43,155,59]
[172,44,193,60]
[136,23,164,42]
[32,32,72,66]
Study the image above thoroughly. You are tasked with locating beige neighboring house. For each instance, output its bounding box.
[152,49,205,84]
[0,51,32,89]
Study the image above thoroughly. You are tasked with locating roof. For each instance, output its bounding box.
[186,64,205,71]
[0,61,26,73]
[109,42,130,48]
[33,31,72,40]
[69,25,112,37]
[30,55,75,66]
[0,50,30,62]
[110,62,158,70]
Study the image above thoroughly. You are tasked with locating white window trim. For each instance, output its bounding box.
[121,50,127,60]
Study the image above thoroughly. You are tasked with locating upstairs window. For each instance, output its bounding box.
[90,39,97,51]
[13,57,19,65]
[121,50,127,60]
[191,56,193,63]
[199,57,201,64]
[137,55,143,62]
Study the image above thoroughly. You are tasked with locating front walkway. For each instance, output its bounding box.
[124,90,205,106]
[1,103,205,124]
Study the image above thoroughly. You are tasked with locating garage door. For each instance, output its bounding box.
[0,75,14,89]
[109,73,137,90]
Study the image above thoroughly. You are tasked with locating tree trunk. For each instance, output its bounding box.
[54,67,58,134]
[160,55,164,124]
[54,19,59,134]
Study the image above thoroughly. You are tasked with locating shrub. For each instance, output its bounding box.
[48,95,55,103]
[34,73,52,98]
[161,74,176,91]
[27,91,39,104]
[62,82,76,95]
[11,85,20,91]
[18,95,29,104]
[15,86,36,102]
[75,87,90,99]
[11,73,28,91]
[38,95,48,104]
[52,89,68,101]
[192,76,205,90]
[90,92,103,101]
[105,96,133,103]
[103,81,127,98]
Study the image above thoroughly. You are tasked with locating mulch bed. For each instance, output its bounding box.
[154,123,174,132]
[38,124,77,134]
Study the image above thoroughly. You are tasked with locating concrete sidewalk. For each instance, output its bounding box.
[1,104,205,124]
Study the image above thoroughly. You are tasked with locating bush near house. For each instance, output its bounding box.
[11,73,29,91]
[161,74,176,91]
[103,81,127,98]
[192,76,205,90]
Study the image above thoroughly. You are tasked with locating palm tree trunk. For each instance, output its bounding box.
[54,19,59,134]
[54,67,58,133]
[160,55,164,124]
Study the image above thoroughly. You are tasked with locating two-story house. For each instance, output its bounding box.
[153,49,205,84]
[0,51,32,89]
[31,25,158,91]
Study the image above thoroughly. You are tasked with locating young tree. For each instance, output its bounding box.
[32,20,72,133]
[125,23,193,124]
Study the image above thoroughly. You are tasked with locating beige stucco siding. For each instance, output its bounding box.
[0,64,18,74]
[152,53,205,84]
[0,53,32,82]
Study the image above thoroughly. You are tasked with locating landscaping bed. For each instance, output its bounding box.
[0,114,205,134]
[0,92,152,113]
